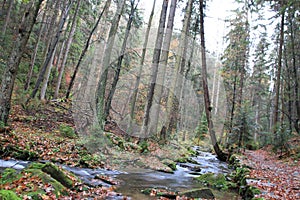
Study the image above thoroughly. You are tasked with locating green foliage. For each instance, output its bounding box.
[0,168,20,185]
[59,124,77,138]
[0,120,5,128]
[195,112,208,143]
[272,123,291,154]
[139,140,149,153]
[196,173,230,190]
[0,190,21,200]
[227,103,257,149]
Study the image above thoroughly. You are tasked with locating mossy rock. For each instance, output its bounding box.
[0,190,21,200]
[0,168,21,185]
[24,168,69,196]
[181,188,215,199]
[196,173,229,190]
[175,156,189,163]
[162,159,177,171]
[41,163,74,188]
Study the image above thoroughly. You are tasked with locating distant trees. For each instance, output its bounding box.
[0,0,298,156]
[0,0,43,125]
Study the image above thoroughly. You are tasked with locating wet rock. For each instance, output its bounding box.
[181,188,215,199]
[179,163,201,172]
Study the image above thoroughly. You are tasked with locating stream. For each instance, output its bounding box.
[0,146,240,199]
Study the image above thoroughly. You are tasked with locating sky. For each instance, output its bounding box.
[139,0,237,54]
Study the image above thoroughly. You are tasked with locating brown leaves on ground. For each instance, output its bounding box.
[242,148,300,200]
[0,104,104,168]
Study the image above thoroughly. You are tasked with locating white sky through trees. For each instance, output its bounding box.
[139,0,236,54]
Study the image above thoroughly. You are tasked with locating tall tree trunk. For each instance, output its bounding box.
[166,0,193,135]
[65,0,111,99]
[150,0,177,134]
[24,10,46,91]
[105,0,138,119]
[273,10,285,134]
[128,0,156,133]
[28,0,73,102]
[199,0,227,161]
[96,0,126,127]
[141,0,169,137]
[1,0,13,38]
[40,0,70,100]
[54,0,81,99]
[289,11,300,134]
[0,0,43,125]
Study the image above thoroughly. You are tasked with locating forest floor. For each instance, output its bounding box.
[0,101,195,199]
[241,147,300,200]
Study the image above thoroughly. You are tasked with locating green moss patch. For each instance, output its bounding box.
[0,190,21,200]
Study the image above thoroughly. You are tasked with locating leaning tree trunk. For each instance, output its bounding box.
[141,0,169,137]
[28,0,73,102]
[96,0,125,127]
[128,0,156,133]
[24,9,46,91]
[0,0,43,125]
[54,0,81,99]
[65,0,111,99]
[105,0,138,119]
[149,0,177,135]
[166,0,193,134]
[199,0,227,161]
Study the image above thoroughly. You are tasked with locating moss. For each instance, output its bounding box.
[59,124,77,138]
[0,190,21,200]
[24,168,69,196]
[181,188,215,199]
[0,168,21,185]
[28,162,45,169]
[196,173,229,190]
[41,163,74,189]
[162,159,177,171]
[175,156,189,163]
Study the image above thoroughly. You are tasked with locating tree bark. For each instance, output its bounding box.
[0,0,43,125]
[65,0,111,99]
[199,0,227,161]
[273,10,285,134]
[128,0,156,133]
[1,0,13,38]
[105,0,138,119]
[24,10,46,91]
[166,0,193,134]
[28,0,73,102]
[96,0,126,127]
[150,0,177,134]
[141,0,169,137]
[54,0,81,99]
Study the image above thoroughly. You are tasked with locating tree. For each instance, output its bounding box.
[166,0,193,135]
[141,0,169,137]
[54,0,82,99]
[128,0,156,134]
[66,0,112,99]
[150,0,177,134]
[28,0,73,101]
[199,0,227,161]
[221,1,250,148]
[105,0,140,119]
[0,0,43,125]
[96,0,126,127]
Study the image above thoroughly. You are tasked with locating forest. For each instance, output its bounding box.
[0,0,299,199]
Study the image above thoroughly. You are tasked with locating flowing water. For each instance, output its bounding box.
[0,146,240,199]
